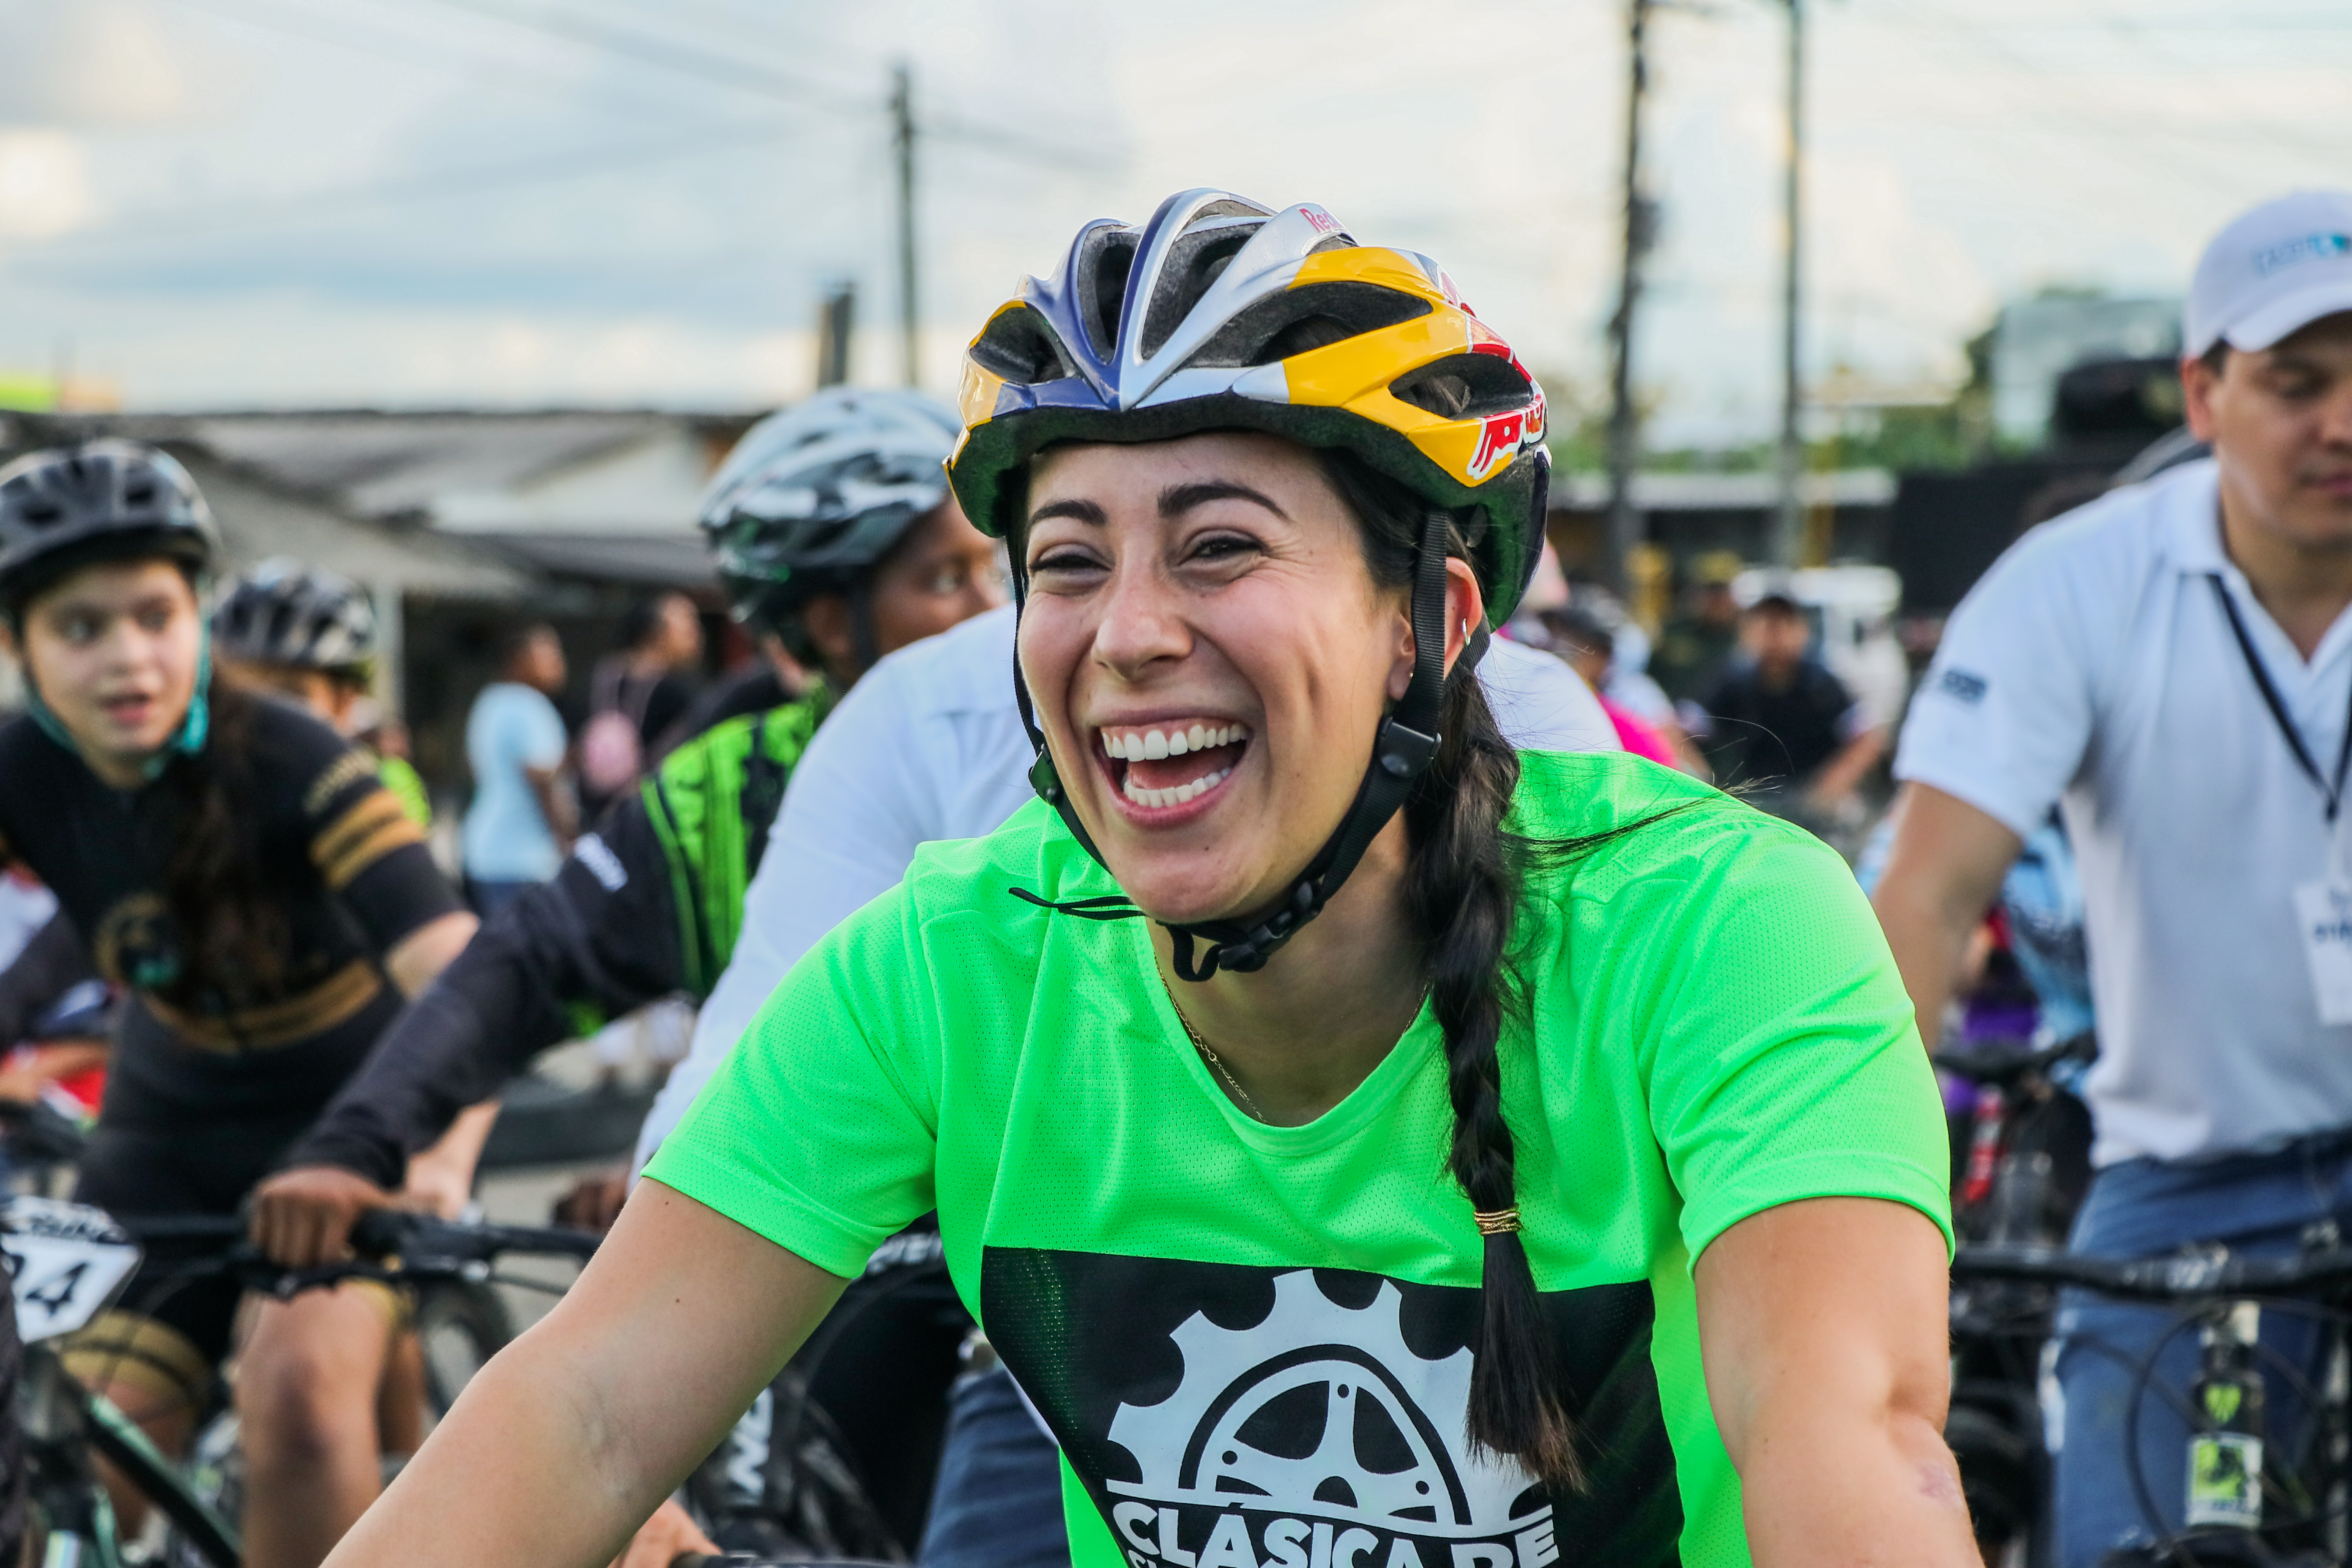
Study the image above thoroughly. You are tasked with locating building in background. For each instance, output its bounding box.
[0,409,762,812]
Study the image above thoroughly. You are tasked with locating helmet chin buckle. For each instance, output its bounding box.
[1375,717,1440,780]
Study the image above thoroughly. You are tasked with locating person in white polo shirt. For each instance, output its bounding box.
[1874,190,2352,1565]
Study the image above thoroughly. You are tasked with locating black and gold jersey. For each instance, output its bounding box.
[0,688,463,1129]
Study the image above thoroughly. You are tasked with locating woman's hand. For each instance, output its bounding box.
[1695,1196,1976,1568]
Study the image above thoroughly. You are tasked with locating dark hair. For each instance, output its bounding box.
[155,678,290,1010]
[1537,606,1615,662]
[1746,592,1804,620]
[495,622,557,671]
[1317,450,1583,1490]
[2200,340,2230,377]
[618,593,690,653]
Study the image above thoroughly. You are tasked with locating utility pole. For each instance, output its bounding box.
[1602,0,1658,596]
[815,281,855,388]
[890,62,919,388]
[1769,0,1805,568]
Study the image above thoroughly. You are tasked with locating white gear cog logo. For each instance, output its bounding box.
[1107,1269,1536,1537]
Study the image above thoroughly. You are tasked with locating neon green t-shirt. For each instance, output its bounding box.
[648,752,1950,1568]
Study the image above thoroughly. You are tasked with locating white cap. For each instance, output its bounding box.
[2185,190,2352,357]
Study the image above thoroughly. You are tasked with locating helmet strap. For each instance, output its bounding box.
[1013,508,1481,982]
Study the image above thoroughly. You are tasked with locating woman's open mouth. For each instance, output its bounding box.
[1098,720,1252,813]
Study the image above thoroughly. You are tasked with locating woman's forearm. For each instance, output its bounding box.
[1697,1198,1975,1568]
[323,1182,848,1568]
[325,1322,667,1568]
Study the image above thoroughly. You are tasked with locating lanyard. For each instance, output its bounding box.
[2209,573,2352,823]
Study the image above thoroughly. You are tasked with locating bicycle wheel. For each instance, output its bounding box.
[414,1280,514,1419]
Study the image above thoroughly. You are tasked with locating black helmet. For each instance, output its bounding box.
[212,558,378,675]
[0,440,220,614]
[697,388,961,652]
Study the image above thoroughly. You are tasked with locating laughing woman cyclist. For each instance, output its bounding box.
[327,193,1972,1568]
[0,441,479,1568]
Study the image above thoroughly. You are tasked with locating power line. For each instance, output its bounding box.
[24,119,804,252]
[408,0,875,116]
[170,0,675,112]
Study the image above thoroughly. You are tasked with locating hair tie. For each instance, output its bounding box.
[1473,1207,1522,1236]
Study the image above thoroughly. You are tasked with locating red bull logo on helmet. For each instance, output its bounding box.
[1463,343,1546,481]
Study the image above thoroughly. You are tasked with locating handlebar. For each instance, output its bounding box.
[1952,1241,2352,1301]
[1932,1030,2096,1091]
[107,1208,600,1299]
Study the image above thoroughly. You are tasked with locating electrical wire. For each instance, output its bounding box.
[24,120,805,253]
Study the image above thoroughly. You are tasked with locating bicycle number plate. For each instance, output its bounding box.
[2,1196,142,1343]
[2185,1431,2263,1529]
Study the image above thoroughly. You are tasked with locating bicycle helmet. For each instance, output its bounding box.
[946,189,1551,980]
[211,558,378,675]
[0,439,220,617]
[698,388,963,668]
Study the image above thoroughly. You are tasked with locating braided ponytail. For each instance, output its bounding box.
[1316,450,1582,1491]
[1409,677,1579,1489]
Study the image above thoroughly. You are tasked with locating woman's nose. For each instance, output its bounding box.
[1091,560,1191,679]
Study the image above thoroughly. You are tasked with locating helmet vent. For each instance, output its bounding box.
[1138,222,1263,360]
[1185,281,1431,370]
[1076,228,1138,363]
[970,305,1077,387]
[1390,352,1534,420]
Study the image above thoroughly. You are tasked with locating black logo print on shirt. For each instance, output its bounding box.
[981,1251,1684,1568]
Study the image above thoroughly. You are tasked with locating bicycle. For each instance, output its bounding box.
[1951,1230,2352,1567]
[1937,1033,2096,1565]
[5,1199,598,1568]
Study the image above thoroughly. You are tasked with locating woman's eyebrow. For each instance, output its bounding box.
[1160,480,1289,521]
[1027,497,1108,528]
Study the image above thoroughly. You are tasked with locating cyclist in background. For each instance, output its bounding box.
[1874,190,2352,1565]
[212,559,432,826]
[0,441,481,1568]
[253,387,999,1245]
[250,389,1002,1561]
[324,189,1969,1568]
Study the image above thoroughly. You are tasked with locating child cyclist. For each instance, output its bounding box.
[0,441,479,1568]
[322,192,1971,1568]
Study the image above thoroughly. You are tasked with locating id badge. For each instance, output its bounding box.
[2296,878,2352,1026]
[2301,818,2352,1027]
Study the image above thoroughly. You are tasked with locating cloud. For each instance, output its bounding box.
[0,132,95,239]
[0,0,207,127]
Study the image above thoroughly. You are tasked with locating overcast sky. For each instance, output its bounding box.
[0,0,2345,444]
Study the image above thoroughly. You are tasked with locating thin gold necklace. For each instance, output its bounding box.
[1158,976,1267,1123]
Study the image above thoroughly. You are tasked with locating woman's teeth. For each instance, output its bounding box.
[1100,722,1248,761]
[1123,766,1232,809]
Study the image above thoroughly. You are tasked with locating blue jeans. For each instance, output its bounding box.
[2052,1133,2352,1568]
[920,1367,1069,1568]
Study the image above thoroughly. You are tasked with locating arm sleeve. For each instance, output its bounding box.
[285,795,688,1185]
[634,661,941,1170]
[642,882,940,1277]
[524,694,569,769]
[297,731,465,949]
[1893,531,2105,838]
[1632,821,1955,1265]
[0,915,98,1045]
